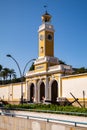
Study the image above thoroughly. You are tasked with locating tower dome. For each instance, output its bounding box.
[41,11,52,23]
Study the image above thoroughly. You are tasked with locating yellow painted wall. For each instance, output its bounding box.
[39,31,45,57]
[39,31,54,57]
[45,31,54,57]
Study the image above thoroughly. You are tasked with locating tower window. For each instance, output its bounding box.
[40,47,44,53]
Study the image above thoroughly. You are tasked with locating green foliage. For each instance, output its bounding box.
[73,67,87,74]
[4,104,87,116]
[0,77,25,85]
[59,60,66,65]
[29,62,34,71]
[58,60,87,75]
[0,65,18,84]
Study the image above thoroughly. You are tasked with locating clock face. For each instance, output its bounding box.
[47,34,53,40]
[39,34,44,41]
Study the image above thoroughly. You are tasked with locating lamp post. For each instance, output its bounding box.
[6,54,36,104]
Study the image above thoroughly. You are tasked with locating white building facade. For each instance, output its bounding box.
[0,12,87,106]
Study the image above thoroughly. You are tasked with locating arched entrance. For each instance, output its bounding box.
[51,80,58,102]
[30,83,34,102]
[40,82,45,102]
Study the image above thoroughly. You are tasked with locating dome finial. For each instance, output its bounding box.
[42,5,52,23]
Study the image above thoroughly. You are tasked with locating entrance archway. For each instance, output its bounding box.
[30,83,34,102]
[51,80,58,102]
[40,82,45,102]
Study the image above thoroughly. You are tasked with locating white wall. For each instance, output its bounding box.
[0,82,26,103]
[13,84,21,100]
[0,85,8,100]
[62,74,87,100]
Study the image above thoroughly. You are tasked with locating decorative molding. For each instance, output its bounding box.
[38,23,55,32]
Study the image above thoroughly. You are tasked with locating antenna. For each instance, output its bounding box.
[44,5,48,12]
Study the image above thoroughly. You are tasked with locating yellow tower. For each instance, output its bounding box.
[38,11,54,57]
[34,11,59,72]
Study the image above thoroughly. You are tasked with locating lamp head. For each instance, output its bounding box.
[6,54,12,57]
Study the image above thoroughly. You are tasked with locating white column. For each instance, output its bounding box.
[45,76,49,100]
[58,74,62,97]
[26,81,30,101]
[34,81,37,102]
[25,81,28,100]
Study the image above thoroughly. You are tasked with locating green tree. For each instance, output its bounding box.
[0,65,3,71]
[0,70,6,82]
[8,69,16,81]
[59,60,66,65]
[1,68,10,81]
[0,64,3,80]
[73,67,87,74]
[29,62,34,71]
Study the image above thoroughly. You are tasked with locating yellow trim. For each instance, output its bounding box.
[67,98,87,101]
[70,128,75,130]
[62,73,87,80]
[12,99,20,101]
[0,85,9,88]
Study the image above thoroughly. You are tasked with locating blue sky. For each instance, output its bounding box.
[0,0,87,77]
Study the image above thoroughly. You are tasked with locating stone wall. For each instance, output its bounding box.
[0,115,86,130]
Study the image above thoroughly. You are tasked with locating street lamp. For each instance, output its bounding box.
[6,54,22,77]
[6,54,36,104]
